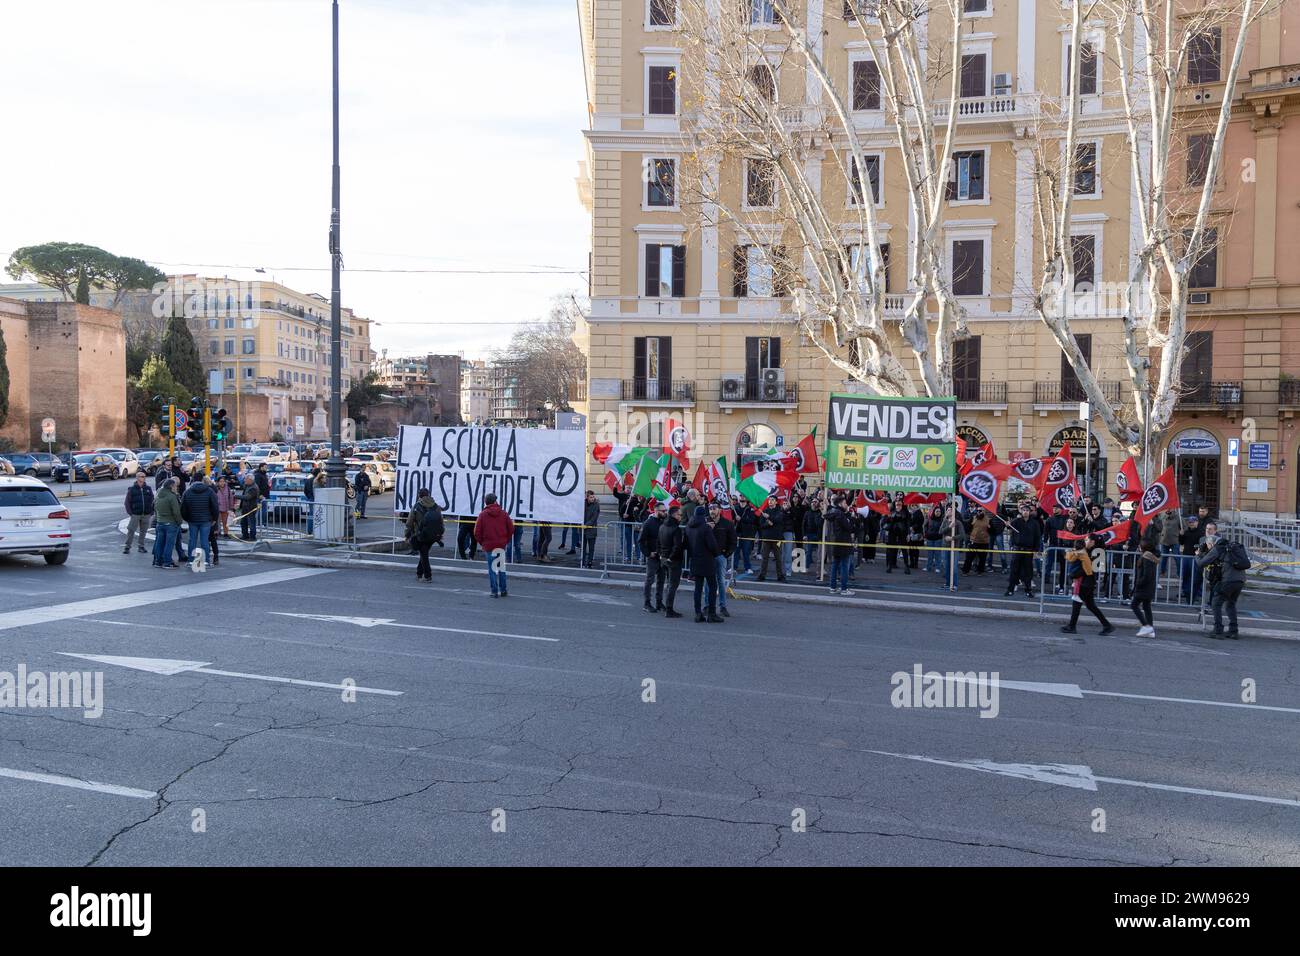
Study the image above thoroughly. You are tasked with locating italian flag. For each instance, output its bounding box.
[734,455,797,508]
[594,444,649,491]
[632,451,673,500]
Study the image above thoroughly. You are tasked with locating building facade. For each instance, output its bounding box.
[573,0,1300,517]
[461,358,492,424]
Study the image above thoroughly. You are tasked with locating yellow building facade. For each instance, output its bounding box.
[575,1,1300,517]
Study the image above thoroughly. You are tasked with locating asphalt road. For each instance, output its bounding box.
[0,480,1297,865]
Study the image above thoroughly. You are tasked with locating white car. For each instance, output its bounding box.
[95,448,140,478]
[344,460,393,493]
[245,445,296,467]
[0,476,71,565]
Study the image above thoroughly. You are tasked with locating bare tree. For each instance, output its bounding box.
[676,0,970,396]
[498,294,589,414]
[1035,0,1269,478]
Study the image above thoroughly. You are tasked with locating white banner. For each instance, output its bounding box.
[394,425,585,523]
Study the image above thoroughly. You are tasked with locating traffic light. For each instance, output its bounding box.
[187,400,203,444]
[213,408,230,442]
[160,405,172,438]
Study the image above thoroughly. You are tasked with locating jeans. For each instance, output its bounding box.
[644,555,665,607]
[830,553,852,591]
[531,526,539,556]
[582,536,597,568]
[621,523,636,562]
[941,550,961,589]
[537,525,553,559]
[781,531,794,576]
[416,542,432,579]
[714,554,730,609]
[188,522,212,560]
[735,539,754,572]
[924,543,941,573]
[457,522,478,560]
[507,527,524,562]
[992,534,1008,570]
[485,549,508,594]
[125,513,152,549]
[153,522,179,565]
[356,489,368,517]
[693,573,717,616]
[1182,559,1203,602]
[241,511,257,541]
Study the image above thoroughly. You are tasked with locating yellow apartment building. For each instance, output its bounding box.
[574,0,1300,517]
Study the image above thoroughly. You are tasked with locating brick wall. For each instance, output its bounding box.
[24,302,127,450]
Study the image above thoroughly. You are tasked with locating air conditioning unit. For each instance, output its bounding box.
[1189,291,1211,304]
[992,73,1012,96]
[761,367,786,401]
[721,375,746,401]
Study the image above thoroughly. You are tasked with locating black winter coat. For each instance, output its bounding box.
[1133,551,1159,600]
[658,517,685,565]
[712,517,737,557]
[639,514,662,558]
[684,515,720,576]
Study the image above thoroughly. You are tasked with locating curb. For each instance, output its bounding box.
[239,550,1300,642]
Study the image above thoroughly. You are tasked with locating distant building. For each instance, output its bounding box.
[490,358,537,423]
[372,352,462,424]
[460,358,492,424]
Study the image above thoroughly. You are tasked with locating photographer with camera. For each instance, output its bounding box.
[1195,521,1250,640]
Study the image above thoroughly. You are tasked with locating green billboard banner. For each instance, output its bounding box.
[825,392,957,492]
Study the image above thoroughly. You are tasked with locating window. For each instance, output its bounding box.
[245,293,253,310]
[749,0,781,26]
[244,366,255,379]
[733,245,788,297]
[278,342,284,357]
[951,239,985,296]
[224,317,235,329]
[962,0,988,12]
[745,336,782,391]
[225,367,235,380]
[1067,42,1098,95]
[1071,234,1096,291]
[953,336,981,402]
[849,153,881,205]
[242,316,255,328]
[852,59,881,110]
[747,64,776,101]
[206,318,218,330]
[843,1,878,21]
[1186,228,1219,288]
[1062,333,1091,402]
[745,158,776,208]
[643,243,686,297]
[648,0,675,27]
[1073,142,1098,196]
[242,338,256,355]
[1188,28,1221,84]
[209,341,219,355]
[1186,134,1212,187]
[844,242,890,293]
[959,53,987,99]
[947,150,985,201]
[647,158,676,207]
[224,339,235,356]
[648,65,677,115]
[1181,331,1213,397]
[633,336,672,400]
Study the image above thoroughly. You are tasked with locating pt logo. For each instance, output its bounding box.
[667,425,688,456]
[1046,458,1070,485]
[1141,483,1167,515]
[920,448,945,472]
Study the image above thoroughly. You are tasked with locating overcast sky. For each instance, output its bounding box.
[0,0,589,360]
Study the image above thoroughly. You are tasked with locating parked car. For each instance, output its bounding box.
[1,453,54,478]
[27,451,60,475]
[0,476,71,564]
[344,459,394,493]
[135,450,167,475]
[94,448,140,478]
[266,473,312,521]
[52,453,118,482]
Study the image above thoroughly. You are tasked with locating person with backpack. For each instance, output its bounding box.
[1197,522,1249,639]
[405,488,445,582]
[473,493,515,598]
[1061,534,1114,634]
[1131,542,1160,637]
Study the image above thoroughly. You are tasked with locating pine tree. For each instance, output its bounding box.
[160,315,205,400]
[0,323,9,431]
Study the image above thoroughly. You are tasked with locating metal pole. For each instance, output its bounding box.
[325,0,345,488]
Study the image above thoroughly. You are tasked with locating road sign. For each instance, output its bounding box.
[174,409,189,431]
[1248,442,1271,470]
[286,426,295,438]
[1227,438,1240,466]
[40,418,56,443]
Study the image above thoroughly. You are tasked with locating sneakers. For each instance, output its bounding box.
[643,603,656,613]
[839,588,855,596]
[719,607,730,618]
[1226,630,1240,640]
[500,590,508,598]
[1003,590,1014,597]
[1100,625,1115,635]
[1136,625,1153,638]
[665,609,683,619]
[1060,625,1077,634]
[706,613,724,623]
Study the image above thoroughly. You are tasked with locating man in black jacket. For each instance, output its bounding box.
[685,505,723,623]
[123,473,155,554]
[1004,501,1042,597]
[709,502,736,618]
[1197,522,1247,639]
[756,502,787,582]
[181,478,220,563]
[733,502,758,574]
[640,500,667,612]
[657,504,685,618]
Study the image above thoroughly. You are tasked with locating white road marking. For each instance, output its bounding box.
[943,673,1300,714]
[58,652,403,697]
[0,766,156,800]
[270,611,559,643]
[566,592,626,606]
[0,568,332,631]
[1125,638,1229,656]
[868,750,1300,808]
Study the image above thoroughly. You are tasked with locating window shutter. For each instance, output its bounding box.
[773,245,788,297]
[969,152,985,200]
[671,245,686,297]
[659,338,672,389]
[745,337,760,383]
[634,337,647,382]
[867,155,880,204]
[879,242,891,293]
[733,246,748,297]
[770,337,781,369]
[644,246,658,297]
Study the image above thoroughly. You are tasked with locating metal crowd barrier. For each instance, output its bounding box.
[1037,547,1213,622]
[258,500,356,548]
[602,520,646,578]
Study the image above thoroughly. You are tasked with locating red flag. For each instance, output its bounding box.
[789,429,820,474]
[959,467,1002,509]
[592,442,614,464]
[854,489,890,516]
[981,456,1019,481]
[1134,466,1179,530]
[1058,525,1124,547]
[1039,479,1081,513]
[1116,457,1142,502]
[691,462,708,494]
[1043,443,1074,489]
[955,437,970,476]
[903,492,947,506]
[967,442,994,469]
[1012,455,1049,490]
[664,418,691,471]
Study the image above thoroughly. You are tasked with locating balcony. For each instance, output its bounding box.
[932,92,1041,124]
[1034,380,1121,407]
[718,378,799,409]
[1280,379,1300,408]
[1180,381,1243,410]
[955,381,1007,408]
[620,379,696,405]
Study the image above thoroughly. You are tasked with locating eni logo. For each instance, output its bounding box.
[839,444,862,468]
[921,448,945,472]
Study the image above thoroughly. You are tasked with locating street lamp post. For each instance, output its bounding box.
[325,0,345,489]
